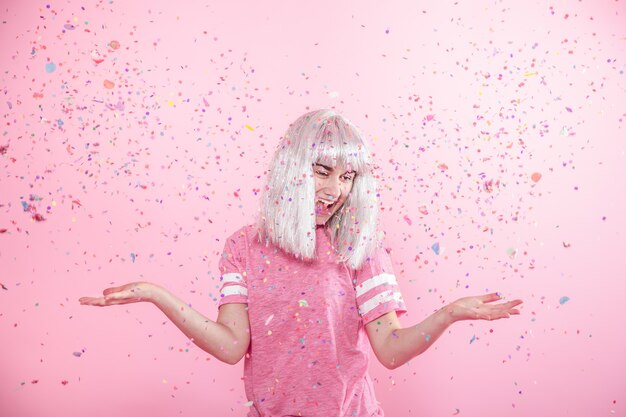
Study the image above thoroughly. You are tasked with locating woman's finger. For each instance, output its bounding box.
[103,284,132,296]
[79,296,107,306]
[478,293,502,303]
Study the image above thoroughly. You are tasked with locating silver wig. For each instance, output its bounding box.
[257,109,380,270]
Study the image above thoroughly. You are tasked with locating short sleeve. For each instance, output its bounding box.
[217,229,249,307]
[354,247,406,325]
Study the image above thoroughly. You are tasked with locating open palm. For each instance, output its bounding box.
[447,293,523,322]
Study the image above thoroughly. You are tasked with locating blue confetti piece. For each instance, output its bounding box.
[45,62,56,73]
[431,242,440,255]
[469,334,476,344]
[130,253,136,263]
[559,296,570,305]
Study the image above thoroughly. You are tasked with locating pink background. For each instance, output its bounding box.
[1,0,625,416]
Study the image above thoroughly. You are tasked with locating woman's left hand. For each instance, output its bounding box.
[446,293,523,322]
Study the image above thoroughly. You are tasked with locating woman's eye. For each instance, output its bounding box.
[316,170,328,176]
[342,175,354,181]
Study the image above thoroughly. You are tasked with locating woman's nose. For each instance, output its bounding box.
[324,177,341,199]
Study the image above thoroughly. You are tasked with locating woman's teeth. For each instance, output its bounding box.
[317,198,334,207]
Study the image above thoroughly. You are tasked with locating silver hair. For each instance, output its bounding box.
[257,109,380,270]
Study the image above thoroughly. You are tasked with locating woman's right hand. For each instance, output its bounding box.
[79,282,160,306]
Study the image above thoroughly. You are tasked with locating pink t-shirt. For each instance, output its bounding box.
[218,224,406,417]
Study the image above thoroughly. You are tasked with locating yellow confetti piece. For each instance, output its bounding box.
[524,72,538,76]
[245,124,254,131]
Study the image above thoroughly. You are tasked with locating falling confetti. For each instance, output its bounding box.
[559,296,570,305]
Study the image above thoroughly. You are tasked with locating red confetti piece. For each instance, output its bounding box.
[531,172,542,182]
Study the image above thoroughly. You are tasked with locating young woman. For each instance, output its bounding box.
[80,109,522,416]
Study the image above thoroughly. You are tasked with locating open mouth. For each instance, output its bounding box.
[315,198,337,215]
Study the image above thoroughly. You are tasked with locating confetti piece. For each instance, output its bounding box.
[469,335,476,344]
[61,380,69,386]
[403,215,412,226]
[109,40,120,50]
[1,283,7,290]
[103,80,115,89]
[245,124,254,131]
[531,172,542,182]
[243,401,254,407]
[45,62,56,73]
[264,314,274,325]
[418,205,428,215]
[425,334,431,342]
[130,253,136,263]
[90,50,104,64]
[506,247,518,259]
[431,242,440,255]
[64,24,76,30]
[298,299,309,308]
[72,351,83,357]
[559,296,570,305]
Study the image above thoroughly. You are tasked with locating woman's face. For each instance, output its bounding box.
[313,162,355,225]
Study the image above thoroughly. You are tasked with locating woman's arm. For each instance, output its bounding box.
[79,282,250,365]
[365,293,522,369]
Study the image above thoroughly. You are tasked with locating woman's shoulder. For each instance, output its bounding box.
[224,224,260,245]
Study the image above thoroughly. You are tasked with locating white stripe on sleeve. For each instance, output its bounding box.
[221,272,244,283]
[221,285,248,297]
[358,290,403,317]
[355,273,398,297]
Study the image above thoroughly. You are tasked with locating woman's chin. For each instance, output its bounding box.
[315,214,330,225]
